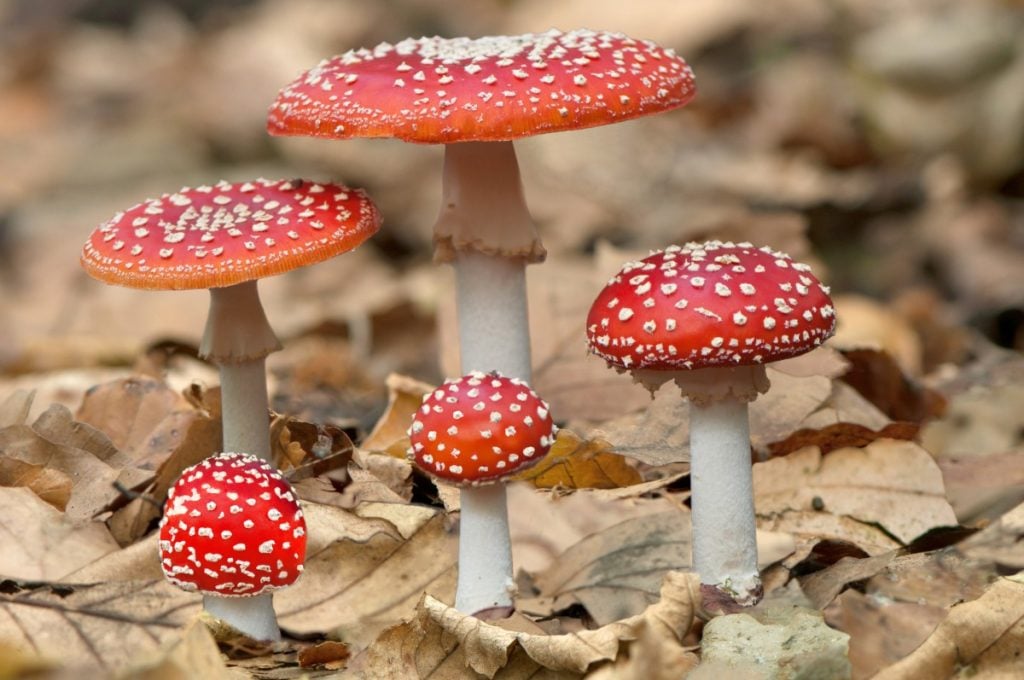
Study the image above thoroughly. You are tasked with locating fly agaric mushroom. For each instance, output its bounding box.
[159,452,307,641]
[407,371,556,615]
[585,241,836,611]
[81,179,380,461]
[267,29,696,383]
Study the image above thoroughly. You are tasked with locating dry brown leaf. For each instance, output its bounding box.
[507,484,683,576]
[0,579,199,674]
[61,533,163,583]
[957,499,1024,569]
[512,429,642,490]
[526,511,691,626]
[358,571,700,678]
[873,573,1024,679]
[297,640,352,670]
[838,348,946,423]
[798,552,898,609]
[0,403,151,522]
[0,454,73,510]
[118,619,247,680]
[824,589,945,680]
[276,504,456,646]
[767,421,919,459]
[363,373,434,459]
[939,451,1024,522]
[0,486,120,580]
[0,389,33,427]
[754,440,958,551]
[585,616,699,680]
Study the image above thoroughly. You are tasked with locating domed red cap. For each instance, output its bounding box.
[586,242,836,371]
[82,178,380,290]
[268,29,696,144]
[159,452,307,597]
[408,372,557,485]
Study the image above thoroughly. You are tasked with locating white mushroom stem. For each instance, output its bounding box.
[454,484,516,614]
[203,593,280,642]
[688,397,761,607]
[200,281,281,463]
[435,141,542,615]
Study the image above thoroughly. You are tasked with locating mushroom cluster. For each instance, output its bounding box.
[586,241,836,610]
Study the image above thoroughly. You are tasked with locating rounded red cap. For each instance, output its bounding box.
[81,178,381,290]
[268,29,696,144]
[159,452,307,597]
[586,242,836,371]
[407,371,556,485]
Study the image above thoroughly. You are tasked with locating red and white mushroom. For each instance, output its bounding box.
[159,452,307,641]
[268,29,696,383]
[586,241,836,611]
[408,371,556,615]
[81,179,380,461]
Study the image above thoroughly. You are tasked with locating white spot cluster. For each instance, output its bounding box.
[585,241,836,371]
[406,371,557,485]
[268,29,697,144]
[159,452,307,597]
[82,179,381,291]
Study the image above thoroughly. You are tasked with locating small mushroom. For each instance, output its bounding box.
[585,241,836,611]
[81,179,381,461]
[407,371,556,616]
[159,452,307,641]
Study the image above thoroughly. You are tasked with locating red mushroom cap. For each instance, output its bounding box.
[159,452,307,597]
[407,371,557,485]
[81,178,381,290]
[268,29,696,144]
[586,242,836,371]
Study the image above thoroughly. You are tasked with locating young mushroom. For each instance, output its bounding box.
[267,28,696,383]
[585,241,836,611]
[407,371,556,616]
[81,179,381,461]
[159,452,307,641]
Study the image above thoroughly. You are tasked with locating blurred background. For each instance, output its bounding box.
[1,0,1023,433]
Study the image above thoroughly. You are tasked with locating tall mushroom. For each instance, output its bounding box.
[267,29,696,382]
[585,241,836,611]
[407,371,556,615]
[268,31,694,613]
[160,452,307,641]
[81,179,381,460]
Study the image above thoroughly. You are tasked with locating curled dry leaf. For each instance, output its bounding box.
[0,579,199,674]
[512,429,642,490]
[767,421,919,459]
[798,551,898,610]
[363,373,434,459]
[275,502,456,647]
[873,574,1024,680]
[358,571,701,678]
[525,511,691,626]
[0,486,120,581]
[957,499,1024,569]
[753,440,958,552]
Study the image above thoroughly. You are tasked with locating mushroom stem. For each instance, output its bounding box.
[454,251,532,381]
[203,593,280,642]
[689,396,761,609]
[455,483,515,614]
[201,281,280,463]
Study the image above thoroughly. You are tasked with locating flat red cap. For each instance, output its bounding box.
[82,178,380,290]
[586,242,836,371]
[408,371,556,485]
[159,452,307,597]
[268,29,696,144]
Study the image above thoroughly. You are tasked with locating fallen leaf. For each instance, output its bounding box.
[358,571,700,678]
[0,486,119,581]
[363,373,434,459]
[824,589,945,680]
[119,619,247,680]
[0,579,199,674]
[527,511,693,626]
[957,499,1024,569]
[767,421,919,458]
[585,615,699,680]
[938,451,1024,521]
[512,430,642,490]
[838,348,946,423]
[0,390,33,427]
[276,504,456,647]
[754,440,958,550]
[798,552,897,609]
[872,574,1024,679]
